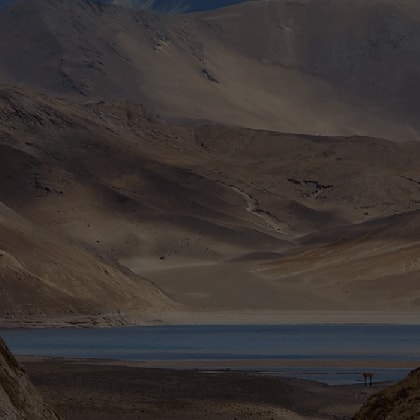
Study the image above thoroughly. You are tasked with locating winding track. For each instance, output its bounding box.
[225,183,289,235]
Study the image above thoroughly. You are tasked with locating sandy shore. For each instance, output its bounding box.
[143,310,420,326]
[18,355,419,370]
[110,359,420,370]
[3,310,420,328]
[20,357,387,420]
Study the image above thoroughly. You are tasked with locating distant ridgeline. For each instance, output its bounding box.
[0,0,253,12]
[100,0,252,13]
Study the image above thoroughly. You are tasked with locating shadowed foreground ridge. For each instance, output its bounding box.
[354,368,420,420]
[0,337,59,419]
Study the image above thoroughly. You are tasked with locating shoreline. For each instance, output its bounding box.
[2,310,420,328]
[20,356,389,419]
[16,354,420,370]
[147,310,420,326]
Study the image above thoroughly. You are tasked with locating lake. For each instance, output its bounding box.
[2,324,420,385]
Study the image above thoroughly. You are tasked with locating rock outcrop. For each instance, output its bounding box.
[354,368,420,420]
[0,337,59,419]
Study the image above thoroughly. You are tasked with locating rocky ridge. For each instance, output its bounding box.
[354,368,420,420]
[0,337,59,420]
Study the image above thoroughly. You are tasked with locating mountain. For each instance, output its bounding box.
[3,85,420,318]
[0,337,58,419]
[0,0,420,140]
[0,200,173,325]
[2,0,420,322]
[0,88,178,325]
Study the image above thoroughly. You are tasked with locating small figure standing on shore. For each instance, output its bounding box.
[363,373,373,386]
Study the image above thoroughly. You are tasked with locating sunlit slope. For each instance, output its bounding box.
[0,86,289,270]
[144,210,420,311]
[205,0,420,121]
[3,87,420,313]
[0,0,419,139]
[250,210,420,311]
[0,201,173,322]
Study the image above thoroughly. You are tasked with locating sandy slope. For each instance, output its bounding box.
[0,0,420,140]
[0,201,173,324]
[2,86,420,321]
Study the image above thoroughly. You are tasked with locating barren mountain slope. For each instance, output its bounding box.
[244,210,420,312]
[3,86,420,315]
[204,0,420,120]
[0,0,420,140]
[0,86,291,267]
[0,200,173,324]
[0,337,58,419]
[143,211,420,312]
[0,93,178,324]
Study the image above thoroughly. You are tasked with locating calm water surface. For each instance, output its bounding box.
[2,324,420,385]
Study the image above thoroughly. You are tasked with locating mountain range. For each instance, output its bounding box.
[1,0,420,324]
[2,84,420,322]
[2,1,420,418]
[1,0,420,140]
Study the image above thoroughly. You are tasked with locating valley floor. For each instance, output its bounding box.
[21,358,386,420]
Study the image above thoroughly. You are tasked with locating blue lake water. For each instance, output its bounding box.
[2,324,420,385]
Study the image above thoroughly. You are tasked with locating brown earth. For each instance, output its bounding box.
[0,0,420,141]
[1,1,420,418]
[3,86,420,322]
[1,1,420,323]
[21,358,384,420]
[1,2,420,416]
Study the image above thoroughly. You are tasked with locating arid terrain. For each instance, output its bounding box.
[0,0,420,325]
[2,84,420,323]
[2,0,420,418]
[2,76,420,325]
[1,0,420,141]
[20,356,383,420]
[0,345,417,420]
